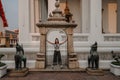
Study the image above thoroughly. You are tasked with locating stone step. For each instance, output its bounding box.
[30,65,84,72]
[87,68,104,76]
[29,68,85,72]
[8,68,29,77]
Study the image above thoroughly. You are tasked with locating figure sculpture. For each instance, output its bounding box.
[88,42,99,69]
[14,43,26,70]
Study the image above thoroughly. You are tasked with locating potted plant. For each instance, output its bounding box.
[0,54,7,78]
[110,51,120,76]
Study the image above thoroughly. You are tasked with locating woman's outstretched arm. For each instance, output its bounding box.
[59,38,67,45]
[47,40,54,45]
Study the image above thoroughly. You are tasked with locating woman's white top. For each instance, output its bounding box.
[54,44,60,51]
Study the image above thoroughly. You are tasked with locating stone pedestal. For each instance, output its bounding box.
[0,65,7,78]
[68,53,79,69]
[8,68,29,77]
[35,53,45,69]
[87,68,104,76]
[69,62,79,69]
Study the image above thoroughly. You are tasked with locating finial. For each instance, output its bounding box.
[66,0,68,9]
[64,0,70,14]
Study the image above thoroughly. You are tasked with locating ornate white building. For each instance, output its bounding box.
[19,0,120,46]
[1,0,120,69]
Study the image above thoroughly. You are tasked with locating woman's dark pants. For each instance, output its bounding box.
[53,50,62,65]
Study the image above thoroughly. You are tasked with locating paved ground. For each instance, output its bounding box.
[1,71,120,80]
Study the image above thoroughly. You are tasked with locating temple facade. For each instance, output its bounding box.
[1,0,119,69]
[17,0,120,69]
[19,0,120,47]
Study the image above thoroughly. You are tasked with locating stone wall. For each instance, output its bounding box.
[0,48,120,69]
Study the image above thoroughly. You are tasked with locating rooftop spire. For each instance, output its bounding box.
[65,0,69,10]
[48,0,66,21]
[64,0,73,23]
[64,0,70,14]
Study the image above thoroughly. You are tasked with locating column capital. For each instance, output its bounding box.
[40,27,46,35]
[65,27,73,35]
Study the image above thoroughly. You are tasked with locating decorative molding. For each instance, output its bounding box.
[104,34,120,41]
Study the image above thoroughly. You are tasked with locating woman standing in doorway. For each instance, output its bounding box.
[47,38,67,69]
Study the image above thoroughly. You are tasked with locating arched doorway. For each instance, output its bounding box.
[46,29,67,68]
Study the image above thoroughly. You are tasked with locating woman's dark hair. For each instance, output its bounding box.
[55,38,59,44]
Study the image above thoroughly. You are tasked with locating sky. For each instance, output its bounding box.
[2,0,18,30]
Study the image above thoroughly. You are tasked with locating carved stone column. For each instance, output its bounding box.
[39,27,46,53]
[35,27,46,69]
[19,0,31,44]
[81,0,90,33]
[66,27,74,54]
[89,0,103,43]
[66,27,79,69]
[41,0,48,21]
